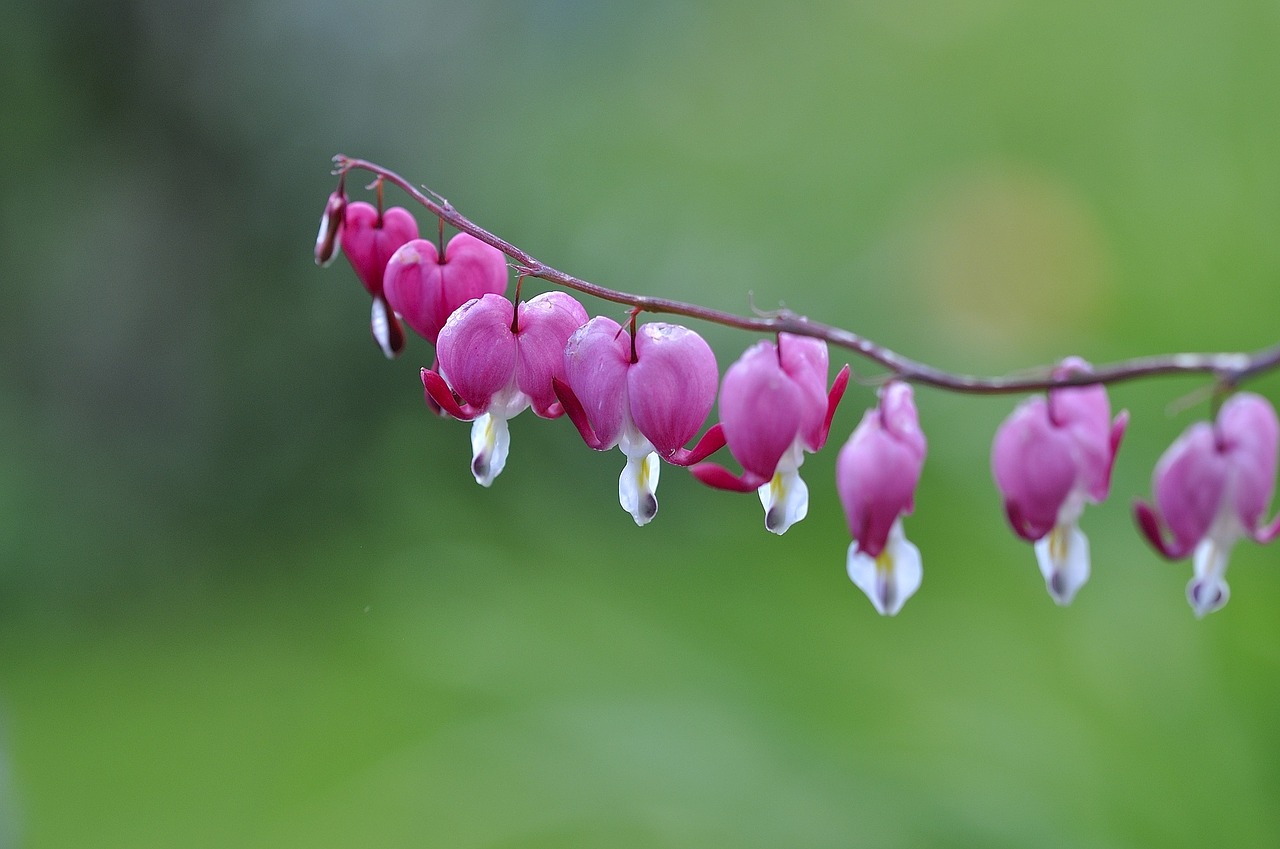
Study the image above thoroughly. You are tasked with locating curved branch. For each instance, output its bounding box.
[334,155,1280,395]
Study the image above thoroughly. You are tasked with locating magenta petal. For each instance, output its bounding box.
[1133,499,1191,560]
[563,316,630,448]
[777,333,831,449]
[514,291,589,418]
[628,323,718,456]
[382,239,441,341]
[666,423,727,466]
[719,341,804,477]
[339,203,419,297]
[1152,422,1228,555]
[433,233,509,342]
[1218,393,1280,532]
[689,462,767,493]
[421,368,476,421]
[817,365,851,451]
[436,294,517,409]
[837,392,926,558]
[991,397,1077,540]
[552,377,610,451]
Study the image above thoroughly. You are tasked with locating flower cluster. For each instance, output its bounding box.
[316,173,1280,618]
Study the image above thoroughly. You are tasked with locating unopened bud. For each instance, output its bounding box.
[314,186,346,267]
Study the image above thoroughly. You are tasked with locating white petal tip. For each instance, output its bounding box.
[759,468,808,536]
[619,451,660,526]
[846,520,921,616]
[1034,524,1090,606]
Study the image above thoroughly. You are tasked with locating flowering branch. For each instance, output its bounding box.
[332,155,1280,394]
[318,155,1280,619]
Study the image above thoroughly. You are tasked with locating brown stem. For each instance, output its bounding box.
[333,155,1280,395]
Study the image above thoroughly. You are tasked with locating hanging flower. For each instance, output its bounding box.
[1134,392,1280,617]
[836,381,927,616]
[691,333,849,534]
[337,201,419,358]
[421,292,588,486]
[554,317,723,525]
[991,358,1128,604]
[382,233,509,345]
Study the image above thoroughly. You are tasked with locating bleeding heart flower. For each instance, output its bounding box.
[691,333,849,534]
[991,358,1128,605]
[382,233,509,345]
[421,292,588,486]
[337,201,419,358]
[837,381,927,616]
[554,317,723,525]
[1134,392,1280,617]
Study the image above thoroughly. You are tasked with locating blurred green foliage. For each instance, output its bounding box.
[2,0,1280,846]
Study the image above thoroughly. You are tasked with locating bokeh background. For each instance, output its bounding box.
[3,0,1280,846]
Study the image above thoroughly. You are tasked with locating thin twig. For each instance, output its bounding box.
[333,155,1280,395]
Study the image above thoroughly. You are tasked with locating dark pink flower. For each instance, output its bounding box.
[1134,392,1280,617]
[836,382,927,616]
[991,358,1128,604]
[691,334,849,534]
[337,201,419,358]
[382,233,508,345]
[421,292,588,486]
[555,317,721,525]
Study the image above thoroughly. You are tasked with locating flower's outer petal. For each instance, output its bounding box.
[515,292,590,418]
[665,423,727,466]
[836,388,926,558]
[1152,422,1228,556]
[846,518,922,616]
[382,239,441,342]
[469,412,510,487]
[1033,522,1090,605]
[437,294,518,410]
[777,333,830,450]
[1218,393,1280,534]
[719,341,803,478]
[629,323,718,456]
[1188,536,1231,618]
[991,397,1077,541]
[339,203,419,297]
[563,317,630,449]
[688,462,768,493]
[817,365,851,451]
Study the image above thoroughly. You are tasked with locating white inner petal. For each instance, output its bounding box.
[757,443,808,535]
[1188,536,1232,618]
[757,467,809,535]
[846,518,922,616]
[371,298,396,359]
[469,412,510,487]
[618,448,661,526]
[1033,522,1090,606]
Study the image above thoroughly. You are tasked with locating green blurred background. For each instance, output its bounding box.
[3,0,1280,846]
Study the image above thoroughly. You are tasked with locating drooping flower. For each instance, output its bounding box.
[382,233,509,345]
[337,201,419,358]
[836,381,927,616]
[991,358,1128,605]
[691,333,850,534]
[1134,392,1280,617]
[421,291,588,486]
[554,317,723,525]
[313,181,346,267]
